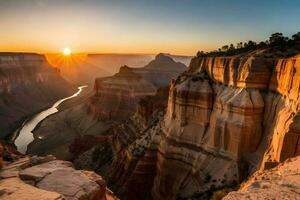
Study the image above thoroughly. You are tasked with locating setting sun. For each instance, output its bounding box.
[63,48,71,56]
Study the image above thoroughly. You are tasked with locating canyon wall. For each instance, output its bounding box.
[88,53,186,121]
[0,53,75,139]
[151,50,300,199]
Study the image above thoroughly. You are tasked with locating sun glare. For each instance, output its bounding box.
[63,48,71,56]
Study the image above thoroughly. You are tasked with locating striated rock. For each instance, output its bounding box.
[224,156,300,200]
[152,73,242,199]
[189,51,274,89]
[205,85,264,157]
[151,51,300,199]
[85,88,169,199]
[90,65,157,121]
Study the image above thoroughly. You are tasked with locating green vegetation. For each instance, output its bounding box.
[197,32,300,57]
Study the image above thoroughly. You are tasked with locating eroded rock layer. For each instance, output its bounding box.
[90,66,157,121]
[151,51,300,199]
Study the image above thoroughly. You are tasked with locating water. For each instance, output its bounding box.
[14,85,87,154]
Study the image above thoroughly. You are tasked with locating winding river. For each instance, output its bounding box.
[14,85,87,154]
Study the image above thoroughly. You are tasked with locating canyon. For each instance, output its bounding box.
[1,49,300,200]
[76,49,300,199]
[25,53,187,161]
[0,53,75,139]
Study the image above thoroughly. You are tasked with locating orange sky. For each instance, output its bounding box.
[1,1,299,56]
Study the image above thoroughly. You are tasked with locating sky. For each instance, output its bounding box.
[0,0,299,56]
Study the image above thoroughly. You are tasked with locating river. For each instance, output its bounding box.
[14,85,87,154]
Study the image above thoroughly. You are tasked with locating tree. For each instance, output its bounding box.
[269,32,288,48]
[221,45,229,52]
[229,44,235,51]
[196,51,205,57]
[258,41,267,48]
[292,32,300,42]
[236,42,243,49]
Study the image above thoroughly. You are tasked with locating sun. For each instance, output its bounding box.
[63,48,71,56]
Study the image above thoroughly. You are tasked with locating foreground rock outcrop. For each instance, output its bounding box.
[0,154,118,200]
[0,53,75,139]
[224,156,300,200]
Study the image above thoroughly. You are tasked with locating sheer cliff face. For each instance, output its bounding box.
[90,66,157,121]
[151,51,300,199]
[0,53,74,139]
[107,87,169,199]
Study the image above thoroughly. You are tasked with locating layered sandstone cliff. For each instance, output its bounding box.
[106,87,169,199]
[0,53,75,139]
[90,66,157,121]
[151,51,300,199]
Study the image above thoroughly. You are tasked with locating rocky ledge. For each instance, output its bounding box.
[224,156,300,200]
[0,154,118,200]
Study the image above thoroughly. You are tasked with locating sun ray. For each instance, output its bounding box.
[45,51,88,81]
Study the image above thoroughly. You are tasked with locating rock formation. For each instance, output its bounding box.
[90,54,186,121]
[29,54,186,160]
[224,156,300,200]
[106,87,169,199]
[0,53,75,139]
[151,51,300,199]
[90,65,157,121]
[25,50,300,199]
[0,152,118,200]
